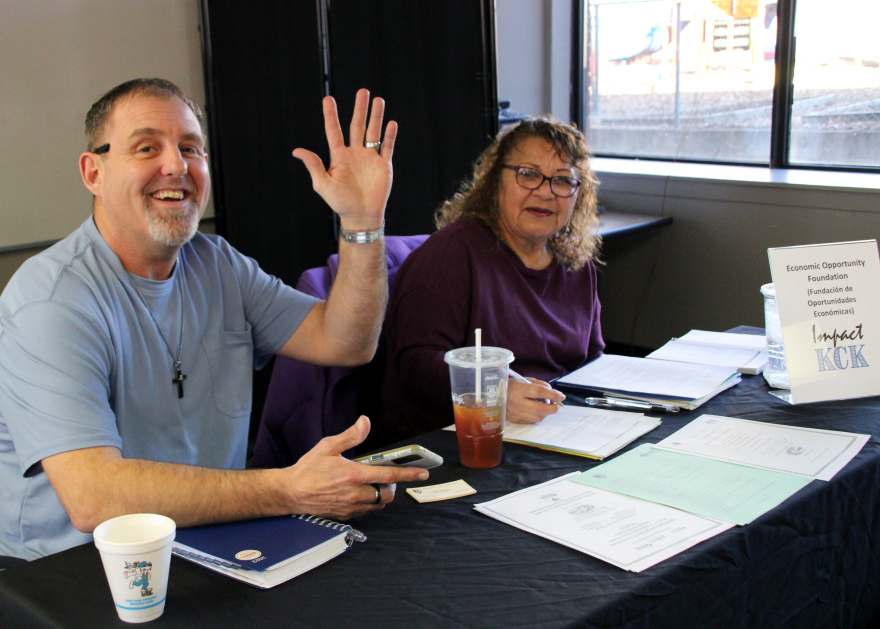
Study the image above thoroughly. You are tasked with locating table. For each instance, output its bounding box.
[597,211,672,240]
[3,360,880,628]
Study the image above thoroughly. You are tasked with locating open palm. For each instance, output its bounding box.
[293,89,397,230]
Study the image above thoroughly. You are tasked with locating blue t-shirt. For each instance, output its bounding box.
[0,217,317,560]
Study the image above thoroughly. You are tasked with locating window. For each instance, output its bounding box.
[580,0,880,169]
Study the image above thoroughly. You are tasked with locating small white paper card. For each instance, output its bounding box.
[768,240,880,404]
[407,480,476,503]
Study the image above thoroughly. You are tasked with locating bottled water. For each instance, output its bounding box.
[761,283,790,389]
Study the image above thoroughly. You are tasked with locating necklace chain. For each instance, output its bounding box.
[126,259,187,398]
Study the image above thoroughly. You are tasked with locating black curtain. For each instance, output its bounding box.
[203,0,497,273]
[202,0,333,287]
[326,0,498,236]
[201,0,497,443]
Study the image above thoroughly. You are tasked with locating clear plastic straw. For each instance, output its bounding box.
[475,328,482,404]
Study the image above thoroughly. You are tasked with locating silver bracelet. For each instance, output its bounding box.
[339,221,385,244]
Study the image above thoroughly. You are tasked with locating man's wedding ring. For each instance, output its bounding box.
[365,141,381,151]
[371,483,383,504]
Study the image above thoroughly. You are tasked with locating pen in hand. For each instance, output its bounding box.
[508,369,564,406]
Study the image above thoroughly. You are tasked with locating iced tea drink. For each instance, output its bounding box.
[444,346,514,470]
[453,393,504,469]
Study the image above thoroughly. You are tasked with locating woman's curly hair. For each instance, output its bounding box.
[435,116,600,271]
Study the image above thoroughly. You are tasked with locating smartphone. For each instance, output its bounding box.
[354,445,444,469]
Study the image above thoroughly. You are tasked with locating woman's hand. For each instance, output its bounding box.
[506,378,566,424]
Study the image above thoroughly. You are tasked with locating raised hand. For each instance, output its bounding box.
[292,89,397,231]
[281,416,428,520]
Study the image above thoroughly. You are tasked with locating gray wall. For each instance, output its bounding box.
[0,0,207,289]
[594,163,880,349]
[496,0,573,122]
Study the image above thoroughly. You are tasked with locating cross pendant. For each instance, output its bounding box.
[173,363,187,399]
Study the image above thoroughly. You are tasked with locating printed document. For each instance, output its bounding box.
[572,444,811,525]
[556,354,740,407]
[768,240,880,404]
[474,473,733,573]
[654,415,869,481]
[647,330,768,374]
[504,406,661,459]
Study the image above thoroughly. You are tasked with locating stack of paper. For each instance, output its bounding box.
[651,414,869,481]
[474,473,733,573]
[475,415,869,573]
[647,330,768,374]
[572,414,870,524]
[555,354,741,410]
[503,406,661,459]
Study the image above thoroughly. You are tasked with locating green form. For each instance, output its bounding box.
[571,443,812,525]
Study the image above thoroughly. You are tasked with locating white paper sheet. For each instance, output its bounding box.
[503,406,660,459]
[647,330,768,374]
[653,414,870,481]
[474,473,733,573]
[557,354,740,402]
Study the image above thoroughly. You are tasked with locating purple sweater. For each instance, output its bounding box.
[382,218,604,436]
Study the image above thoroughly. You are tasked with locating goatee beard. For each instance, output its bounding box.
[143,197,200,247]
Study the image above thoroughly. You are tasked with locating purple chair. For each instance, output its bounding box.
[250,234,429,469]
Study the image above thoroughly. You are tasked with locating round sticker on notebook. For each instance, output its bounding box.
[235,549,262,561]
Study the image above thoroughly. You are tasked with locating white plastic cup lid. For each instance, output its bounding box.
[444,346,514,368]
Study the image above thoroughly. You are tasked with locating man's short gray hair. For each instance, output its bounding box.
[84,78,206,152]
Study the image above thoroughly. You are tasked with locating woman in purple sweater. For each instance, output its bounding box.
[382,117,604,437]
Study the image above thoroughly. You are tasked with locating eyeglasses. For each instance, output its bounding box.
[502,165,581,198]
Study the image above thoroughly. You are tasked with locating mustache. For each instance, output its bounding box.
[144,179,198,198]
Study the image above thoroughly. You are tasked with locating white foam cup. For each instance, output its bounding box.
[93,514,176,623]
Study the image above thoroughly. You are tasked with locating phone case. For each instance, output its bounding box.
[354,445,444,469]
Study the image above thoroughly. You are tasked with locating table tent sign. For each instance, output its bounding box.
[767,240,880,404]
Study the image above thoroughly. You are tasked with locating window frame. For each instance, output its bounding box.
[572,0,880,174]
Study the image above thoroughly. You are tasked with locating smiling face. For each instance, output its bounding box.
[81,93,210,272]
[496,136,578,265]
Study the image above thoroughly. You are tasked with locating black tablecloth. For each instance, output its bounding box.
[3,371,880,629]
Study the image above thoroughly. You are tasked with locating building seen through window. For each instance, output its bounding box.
[584,0,880,169]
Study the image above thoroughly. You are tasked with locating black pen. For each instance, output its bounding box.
[582,397,680,413]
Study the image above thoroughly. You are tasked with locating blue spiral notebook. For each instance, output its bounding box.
[172,515,363,589]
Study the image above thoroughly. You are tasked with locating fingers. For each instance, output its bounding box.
[380,120,398,161]
[507,381,562,424]
[291,148,328,189]
[311,90,395,166]
[527,377,552,388]
[284,415,429,520]
[521,378,566,405]
[315,416,371,457]
[509,379,566,404]
[360,482,397,506]
[362,464,428,485]
[347,90,393,151]
[348,88,370,149]
[320,95,346,152]
[365,97,385,145]
[508,398,559,424]
[542,387,566,405]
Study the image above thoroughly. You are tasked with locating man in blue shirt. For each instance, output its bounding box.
[0,78,428,560]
